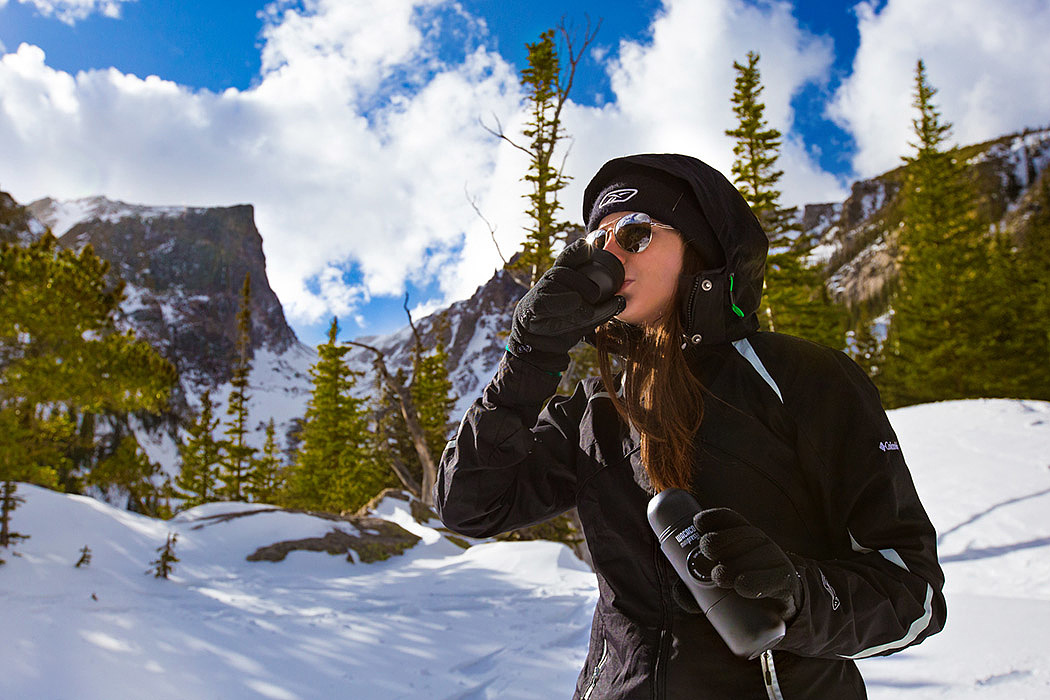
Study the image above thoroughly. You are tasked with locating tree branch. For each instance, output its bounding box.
[344,340,437,506]
[465,184,509,266]
[478,113,533,158]
[403,293,423,352]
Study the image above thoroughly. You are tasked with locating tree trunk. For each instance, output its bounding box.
[346,341,438,507]
[1,481,14,548]
[387,453,422,498]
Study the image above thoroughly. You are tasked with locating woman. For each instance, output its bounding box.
[435,153,946,699]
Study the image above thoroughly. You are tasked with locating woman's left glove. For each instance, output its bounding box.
[694,507,803,622]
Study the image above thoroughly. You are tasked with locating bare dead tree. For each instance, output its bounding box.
[345,340,437,507]
[403,292,424,351]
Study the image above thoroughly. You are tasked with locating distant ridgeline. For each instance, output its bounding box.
[1,125,1048,472]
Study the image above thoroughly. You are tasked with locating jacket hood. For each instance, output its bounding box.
[582,153,768,345]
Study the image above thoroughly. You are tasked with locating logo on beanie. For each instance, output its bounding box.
[597,188,638,209]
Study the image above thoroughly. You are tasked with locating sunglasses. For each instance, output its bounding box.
[587,212,675,254]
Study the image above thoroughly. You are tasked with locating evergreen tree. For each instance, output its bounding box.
[175,391,224,508]
[284,318,390,513]
[149,532,179,579]
[248,419,286,504]
[374,367,420,487]
[726,51,788,237]
[879,60,1033,405]
[220,273,255,500]
[512,29,572,284]
[75,545,92,568]
[725,51,844,346]
[409,314,458,472]
[0,233,174,530]
[494,24,596,285]
[88,434,169,517]
[1010,173,1050,398]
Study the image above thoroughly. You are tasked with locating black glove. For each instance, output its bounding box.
[693,508,803,622]
[506,239,625,374]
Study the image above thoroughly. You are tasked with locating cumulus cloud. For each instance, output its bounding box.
[0,0,523,329]
[0,0,133,25]
[559,0,847,211]
[0,0,856,337]
[830,0,1050,177]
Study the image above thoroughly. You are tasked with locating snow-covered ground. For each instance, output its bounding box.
[2,399,1049,699]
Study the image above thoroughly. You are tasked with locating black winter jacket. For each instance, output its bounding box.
[436,337,946,699]
[435,154,946,698]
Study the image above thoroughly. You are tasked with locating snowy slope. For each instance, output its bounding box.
[2,399,1049,699]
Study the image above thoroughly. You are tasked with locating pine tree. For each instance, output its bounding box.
[726,51,787,237]
[220,273,255,501]
[512,29,573,284]
[725,51,845,346]
[1009,173,1050,398]
[0,233,174,522]
[0,406,63,550]
[248,419,286,504]
[409,314,458,473]
[88,434,168,517]
[75,545,92,568]
[284,318,391,513]
[175,391,224,508]
[879,60,1030,405]
[492,24,596,285]
[374,367,420,487]
[149,532,179,579]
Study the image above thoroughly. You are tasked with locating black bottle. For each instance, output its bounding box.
[647,488,786,660]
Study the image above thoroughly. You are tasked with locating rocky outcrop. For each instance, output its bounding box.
[807,128,1050,310]
[26,197,301,389]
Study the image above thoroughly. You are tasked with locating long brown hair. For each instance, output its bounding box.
[595,242,705,492]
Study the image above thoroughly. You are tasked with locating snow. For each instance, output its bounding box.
[3,399,1050,699]
[29,196,197,237]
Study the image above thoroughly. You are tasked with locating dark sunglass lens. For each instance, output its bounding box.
[589,231,608,249]
[616,222,652,253]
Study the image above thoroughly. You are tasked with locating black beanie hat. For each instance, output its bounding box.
[586,165,725,268]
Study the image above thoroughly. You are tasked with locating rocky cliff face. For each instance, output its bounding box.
[804,128,1050,311]
[26,197,302,390]
[347,269,527,419]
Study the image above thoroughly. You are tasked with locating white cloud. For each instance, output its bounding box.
[0,0,857,337]
[0,0,133,25]
[830,0,1050,178]
[0,0,524,329]
[562,0,847,210]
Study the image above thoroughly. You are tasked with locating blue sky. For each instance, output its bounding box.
[0,0,863,174]
[1,0,1047,346]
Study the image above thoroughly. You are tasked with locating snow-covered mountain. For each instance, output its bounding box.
[804,127,1050,308]
[345,268,526,419]
[13,195,316,467]
[2,398,1049,699]
[6,125,1048,478]
[26,196,303,389]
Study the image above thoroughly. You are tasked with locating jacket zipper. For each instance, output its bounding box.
[684,276,702,333]
[761,649,785,700]
[583,637,609,700]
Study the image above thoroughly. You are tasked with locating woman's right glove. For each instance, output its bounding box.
[506,239,626,374]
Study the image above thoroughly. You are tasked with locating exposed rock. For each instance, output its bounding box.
[25,197,300,389]
[244,516,421,563]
